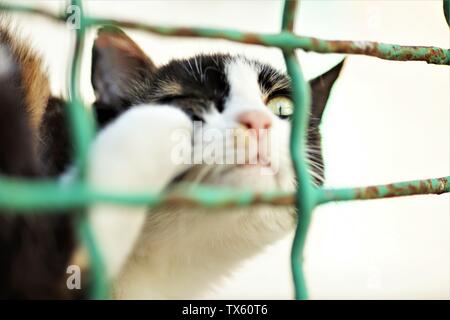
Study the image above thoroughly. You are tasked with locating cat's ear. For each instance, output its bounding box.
[309,59,345,125]
[91,26,156,108]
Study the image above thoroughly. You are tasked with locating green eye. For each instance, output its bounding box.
[267,96,294,118]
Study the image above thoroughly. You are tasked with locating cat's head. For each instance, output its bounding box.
[91,26,344,191]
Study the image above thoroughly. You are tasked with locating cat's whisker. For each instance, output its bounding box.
[307,160,324,171]
[305,144,323,151]
[305,148,323,155]
[305,151,324,161]
[182,164,216,185]
[186,59,198,81]
[308,169,325,185]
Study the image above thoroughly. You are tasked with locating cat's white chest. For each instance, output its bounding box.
[113,204,296,299]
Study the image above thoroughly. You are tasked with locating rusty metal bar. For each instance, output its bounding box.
[0,176,448,211]
[1,3,449,65]
[281,0,298,32]
[316,176,450,204]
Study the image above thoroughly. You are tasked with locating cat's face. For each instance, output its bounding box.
[91,26,343,190]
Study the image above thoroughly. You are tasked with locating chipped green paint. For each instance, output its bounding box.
[0,0,448,300]
[317,176,450,204]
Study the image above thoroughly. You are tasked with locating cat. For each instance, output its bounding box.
[0,23,344,299]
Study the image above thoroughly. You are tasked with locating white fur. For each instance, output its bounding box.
[88,105,192,277]
[88,61,296,299]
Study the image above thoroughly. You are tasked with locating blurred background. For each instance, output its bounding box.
[5,0,449,299]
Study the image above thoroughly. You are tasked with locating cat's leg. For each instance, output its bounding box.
[87,105,192,278]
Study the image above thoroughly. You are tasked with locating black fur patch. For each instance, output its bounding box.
[38,98,73,176]
[93,53,293,124]
[0,40,87,299]
[147,55,231,120]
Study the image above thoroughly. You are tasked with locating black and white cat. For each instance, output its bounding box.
[87,27,344,299]
[0,24,343,299]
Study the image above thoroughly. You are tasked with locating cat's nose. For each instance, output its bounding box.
[238,110,272,131]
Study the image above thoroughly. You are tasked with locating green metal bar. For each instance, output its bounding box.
[67,0,96,175]
[317,176,450,204]
[282,0,313,300]
[1,3,449,65]
[0,176,448,211]
[281,0,298,32]
[68,0,107,300]
[82,20,450,66]
[77,213,110,299]
[283,50,316,299]
[0,2,65,23]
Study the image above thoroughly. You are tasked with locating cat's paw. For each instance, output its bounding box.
[87,105,192,277]
[89,105,192,192]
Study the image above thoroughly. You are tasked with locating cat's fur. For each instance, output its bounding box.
[0,23,344,299]
[0,24,84,299]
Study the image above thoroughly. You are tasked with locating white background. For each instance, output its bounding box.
[6,0,449,299]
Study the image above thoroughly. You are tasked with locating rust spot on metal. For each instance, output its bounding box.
[283,0,298,31]
[241,33,264,45]
[310,37,321,50]
[402,52,414,61]
[356,186,380,199]
[271,194,294,206]
[384,180,432,198]
[424,48,447,63]
[437,177,449,194]
[385,183,404,197]
[172,28,199,37]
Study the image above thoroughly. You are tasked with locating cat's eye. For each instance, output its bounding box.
[266,96,294,119]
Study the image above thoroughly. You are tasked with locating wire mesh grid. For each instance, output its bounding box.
[0,0,449,299]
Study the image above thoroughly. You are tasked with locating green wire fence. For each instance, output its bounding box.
[0,0,449,300]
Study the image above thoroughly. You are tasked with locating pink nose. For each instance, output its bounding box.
[238,110,272,131]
